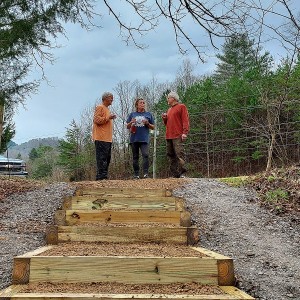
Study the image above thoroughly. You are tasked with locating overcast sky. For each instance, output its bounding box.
[11,1,296,145]
[12,4,215,145]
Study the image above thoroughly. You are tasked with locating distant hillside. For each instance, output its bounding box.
[2,137,61,160]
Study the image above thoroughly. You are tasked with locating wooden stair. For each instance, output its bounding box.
[0,186,254,300]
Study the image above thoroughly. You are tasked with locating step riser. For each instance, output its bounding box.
[55,210,191,227]
[64,196,184,211]
[18,257,219,285]
[12,248,234,286]
[46,226,199,245]
[76,188,172,197]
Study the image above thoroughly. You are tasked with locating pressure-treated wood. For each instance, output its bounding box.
[57,210,191,226]
[0,285,255,300]
[76,188,172,197]
[46,225,199,245]
[65,195,184,211]
[28,256,219,285]
[0,186,254,300]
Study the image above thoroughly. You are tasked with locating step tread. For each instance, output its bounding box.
[1,284,254,299]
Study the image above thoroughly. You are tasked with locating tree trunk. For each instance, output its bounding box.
[266,132,275,173]
[0,103,4,151]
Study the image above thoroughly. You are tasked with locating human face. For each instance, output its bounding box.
[103,95,113,107]
[167,96,177,106]
[137,99,146,112]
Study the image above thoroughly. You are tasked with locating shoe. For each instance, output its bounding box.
[133,175,140,180]
[143,174,148,179]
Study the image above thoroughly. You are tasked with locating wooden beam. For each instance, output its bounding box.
[76,188,172,198]
[64,210,183,225]
[56,225,198,245]
[29,256,218,285]
[54,210,66,226]
[12,258,30,284]
[70,196,177,211]
[0,286,255,300]
[191,248,234,286]
[45,226,58,245]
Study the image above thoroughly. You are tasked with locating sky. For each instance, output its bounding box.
[11,1,296,145]
[12,4,216,145]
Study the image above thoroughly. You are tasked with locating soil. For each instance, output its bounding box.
[0,177,299,299]
[36,242,206,257]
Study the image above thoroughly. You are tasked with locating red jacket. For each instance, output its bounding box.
[163,103,190,139]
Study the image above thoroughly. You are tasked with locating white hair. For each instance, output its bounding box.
[167,91,179,102]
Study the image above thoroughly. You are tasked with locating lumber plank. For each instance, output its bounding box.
[29,257,218,285]
[56,225,197,244]
[12,258,30,284]
[70,195,177,211]
[76,188,172,197]
[45,226,58,245]
[3,292,254,300]
[220,286,255,299]
[190,248,234,286]
[0,285,24,299]
[64,210,183,225]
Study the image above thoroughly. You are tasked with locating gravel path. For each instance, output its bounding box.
[174,179,300,300]
[0,179,299,300]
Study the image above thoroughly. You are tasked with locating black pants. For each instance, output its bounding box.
[95,141,112,180]
[131,142,149,176]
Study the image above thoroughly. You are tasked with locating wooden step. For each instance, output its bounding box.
[45,225,199,245]
[63,195,184,211]
[76,187,173,197]
[12,246,234,286]
[54,210,191,226]
[0,284,255,300]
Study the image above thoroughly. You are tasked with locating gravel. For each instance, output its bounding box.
[173,178,300,300]
[0,178,299,300]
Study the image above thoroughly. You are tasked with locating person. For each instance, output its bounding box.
[92,92,116,180]
[162,91,190,178]
[126,98,155,179]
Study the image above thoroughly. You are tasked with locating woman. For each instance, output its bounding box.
[126,98,155,179]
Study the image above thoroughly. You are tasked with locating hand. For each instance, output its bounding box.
[181,134,187,141]
[110,113,116,119]
[143,119,149,126]
[161,113,167,119]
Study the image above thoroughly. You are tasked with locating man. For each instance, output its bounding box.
[126,98,155,179]
[162,91,190,178]
[92,92,116,180]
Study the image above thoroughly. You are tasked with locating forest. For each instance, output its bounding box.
[25,34,300,181]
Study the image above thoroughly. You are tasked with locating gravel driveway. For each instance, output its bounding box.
[0,179,299,300]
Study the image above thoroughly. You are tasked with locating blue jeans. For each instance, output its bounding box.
[131,142,149,176]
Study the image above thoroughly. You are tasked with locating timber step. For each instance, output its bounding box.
[76,187,173,197]
[46,224,199,245]
[54,209,191,226]
[0,284,255,300]
[63,195,184,211]
[12,245,235,286]
[0,187,254,300]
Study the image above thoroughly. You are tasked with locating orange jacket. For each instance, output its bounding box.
[92,104,113,142]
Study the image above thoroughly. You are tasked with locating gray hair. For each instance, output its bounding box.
[102,92,113,101]
[167,91,179,102]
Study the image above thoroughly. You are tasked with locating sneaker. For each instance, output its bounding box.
[143,174,149,179]
[133,175,140,180]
